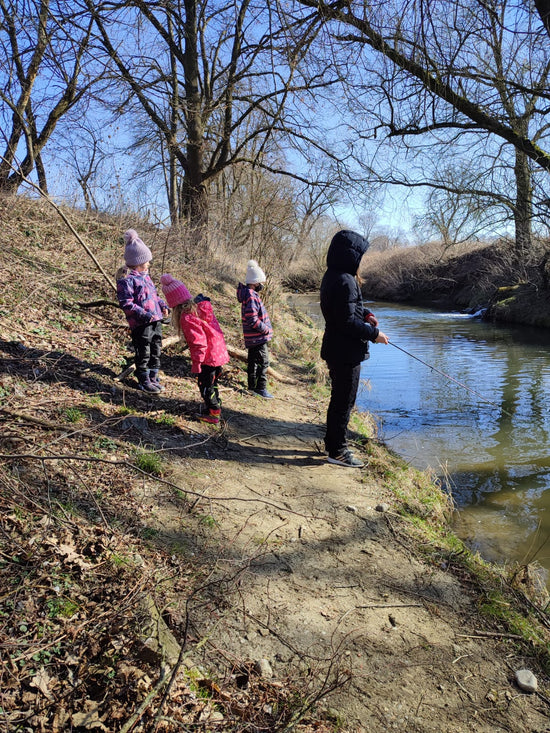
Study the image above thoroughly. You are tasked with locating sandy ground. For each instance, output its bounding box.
[140,372,550,733]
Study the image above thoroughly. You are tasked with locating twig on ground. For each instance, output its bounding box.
[456,631,524,640]
[0,453,316,518]
[355,603,424,609]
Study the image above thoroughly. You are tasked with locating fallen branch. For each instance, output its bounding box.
[227,345,297,384]
[119,672,169,733]
[116,335,297,384]
[77,300,121,309]
[0,157,116,292]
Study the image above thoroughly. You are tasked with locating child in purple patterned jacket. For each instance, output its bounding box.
[116,229,169,393]
[236,260,274,399]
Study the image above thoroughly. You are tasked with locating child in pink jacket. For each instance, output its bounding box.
[161,274,229,424]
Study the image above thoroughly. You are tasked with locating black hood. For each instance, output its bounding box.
[325,230,369,275]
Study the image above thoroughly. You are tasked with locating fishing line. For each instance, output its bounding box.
[389,341,513,417]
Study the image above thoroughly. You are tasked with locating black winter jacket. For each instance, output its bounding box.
[320,230,379,365]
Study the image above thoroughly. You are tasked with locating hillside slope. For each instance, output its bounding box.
[1,195,550,732]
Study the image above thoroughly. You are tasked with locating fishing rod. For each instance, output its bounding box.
[389,341,513,417]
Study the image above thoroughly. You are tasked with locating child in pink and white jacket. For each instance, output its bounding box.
[161,274,229,425]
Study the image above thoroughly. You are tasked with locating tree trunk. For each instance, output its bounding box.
[182,0,208,244]
[513,147,533,264]
[179,176,208,244]
[36,153,48,195]
[168,153,179,226]
[167,11,179,227]
[534,0,550,38]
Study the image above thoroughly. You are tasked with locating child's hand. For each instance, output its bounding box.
[365,312,378,326]
[375,331,389,345]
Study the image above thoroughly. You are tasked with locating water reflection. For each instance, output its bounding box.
[288,294,550,576]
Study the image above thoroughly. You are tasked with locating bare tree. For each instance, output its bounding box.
[53,121,111,211]
[82,0,340,248]
[294,0,550,256]
[209,157,335,275]
[0,0,98,193]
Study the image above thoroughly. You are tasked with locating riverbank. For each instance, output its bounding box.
[1,197,550,731]
[358,238,550,329]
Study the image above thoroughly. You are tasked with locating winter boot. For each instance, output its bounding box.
[149,369,165,391]
[198,408,221,425]
[137,373,161,394]
[255,388,274,399]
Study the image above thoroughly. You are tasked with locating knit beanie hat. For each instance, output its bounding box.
[160,274,192,308]
[245,260,266,284]
[124,229,153,267]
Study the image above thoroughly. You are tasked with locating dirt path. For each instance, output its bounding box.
[145,376,550,733]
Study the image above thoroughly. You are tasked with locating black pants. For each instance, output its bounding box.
[131,320,162,381]
[324,361,361,457]
[247,342,269,391]
[198,364,222,411]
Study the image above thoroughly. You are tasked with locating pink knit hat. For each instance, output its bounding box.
[160,274,192,308]
[124,229,152,267]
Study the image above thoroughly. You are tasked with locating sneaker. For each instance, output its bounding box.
[137,378,161,394]
[255,389,274,399]
[327,451,364,468]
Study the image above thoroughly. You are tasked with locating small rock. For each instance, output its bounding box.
[346,505,358,513]
[375,503,390,513]
[254,658,273,678]
[515,669,538,693]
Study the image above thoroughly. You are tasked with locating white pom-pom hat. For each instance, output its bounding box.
[245,259,266,284]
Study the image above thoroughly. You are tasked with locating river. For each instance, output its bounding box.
[287,294,550,579]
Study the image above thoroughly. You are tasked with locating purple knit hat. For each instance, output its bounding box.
[160,274,192,308]
[124,229,153,267]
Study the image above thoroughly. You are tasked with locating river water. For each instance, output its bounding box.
[287,294,550,578]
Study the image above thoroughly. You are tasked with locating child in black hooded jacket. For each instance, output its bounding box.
[320,229,389,468]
